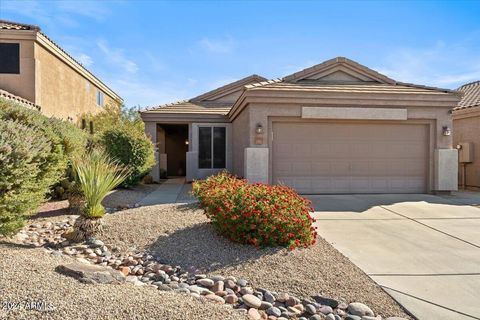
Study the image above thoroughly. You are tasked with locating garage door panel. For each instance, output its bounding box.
[274,143,293,156]
[272,122,428,194]
[311,145,331,157]
[293,144,312,156]
[275,161,293,175]
[291,162,312,175]
[331,161,350,175]
[311,162,332,175]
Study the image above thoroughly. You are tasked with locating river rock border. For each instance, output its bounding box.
[14,218,407,320]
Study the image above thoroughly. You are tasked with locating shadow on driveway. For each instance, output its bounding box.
[305,192,480,213]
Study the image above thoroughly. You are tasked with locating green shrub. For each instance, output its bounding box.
[65,150,130,242]
[0,99,67,192]
[192,172,318,249]
[0,98,88,235]
[101,127,155,187]
[0,119,52,236]
[50,117,88,160]
[79,104,154,187]
[73,150,130,219]
[48,118,88,199]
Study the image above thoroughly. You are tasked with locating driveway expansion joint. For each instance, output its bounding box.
[379,205,480,249]
[381,285,480,320]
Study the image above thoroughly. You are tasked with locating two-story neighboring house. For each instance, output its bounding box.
[0,20,122,121]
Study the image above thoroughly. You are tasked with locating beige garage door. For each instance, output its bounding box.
[272,122,428,194]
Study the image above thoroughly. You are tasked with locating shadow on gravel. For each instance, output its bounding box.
[146,222,282,273]
[0,240,38,249]
[30,207,71,219]
[175,202,201,212]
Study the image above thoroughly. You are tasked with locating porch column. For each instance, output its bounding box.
[145,122,160,182]
[244,147,268,183]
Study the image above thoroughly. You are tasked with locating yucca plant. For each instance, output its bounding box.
[65,150,130,242]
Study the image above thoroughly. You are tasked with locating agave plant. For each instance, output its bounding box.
[66,150,130,242]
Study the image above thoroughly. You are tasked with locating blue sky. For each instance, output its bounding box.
[1,0,479,108]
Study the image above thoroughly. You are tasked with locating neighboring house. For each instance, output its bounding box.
[452,81,480,190]
[0,20,122,121]
[141,57,461,194]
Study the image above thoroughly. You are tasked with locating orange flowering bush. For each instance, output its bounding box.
[192,172,317,249]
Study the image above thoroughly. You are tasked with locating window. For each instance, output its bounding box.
[198,126,226,169]
[0,43,20,74]
[96,90,104,106]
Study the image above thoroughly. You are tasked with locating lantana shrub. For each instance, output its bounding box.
[192,172,317,249]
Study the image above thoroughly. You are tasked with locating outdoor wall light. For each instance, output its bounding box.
[185,139,189,145]
[442,126,451,136]
[255,123,264,134]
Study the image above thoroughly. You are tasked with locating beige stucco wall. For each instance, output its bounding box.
[231,105,250,177]
[453,113,480,188]
[34,43,118,120]
[0,39,36,103]
[238,102,456,193]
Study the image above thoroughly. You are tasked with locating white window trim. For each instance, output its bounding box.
[191,123,232,178]
[96,89,104,107]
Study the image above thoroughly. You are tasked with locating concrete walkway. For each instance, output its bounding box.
[308,192,480,320]
[138,178,195,206]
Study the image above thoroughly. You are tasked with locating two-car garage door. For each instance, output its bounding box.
[272,122,428,194]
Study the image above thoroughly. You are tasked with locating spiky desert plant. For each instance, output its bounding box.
[66,150,130,242]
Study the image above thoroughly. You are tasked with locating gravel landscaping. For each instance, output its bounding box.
[0,244,244,320]
[101,204,411,319]
[1,202,412,319]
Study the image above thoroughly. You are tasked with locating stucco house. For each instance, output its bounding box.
[0,20,122,121]
[453,81,480,190]
[141,57,461,194]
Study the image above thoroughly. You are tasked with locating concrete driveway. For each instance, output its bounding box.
[308,192,480,320]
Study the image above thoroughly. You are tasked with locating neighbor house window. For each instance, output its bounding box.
[198,126,226,169]
[0,43,20,74]
[96,90,104,106]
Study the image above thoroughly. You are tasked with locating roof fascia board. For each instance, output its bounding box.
[228,90,460,121]
[140,113,228,122]
[0,29,37,40]
[453,107,480,119]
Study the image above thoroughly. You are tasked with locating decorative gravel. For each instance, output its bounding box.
[2,203,411,319]
[0,244,244,320]
[100,204,411,318]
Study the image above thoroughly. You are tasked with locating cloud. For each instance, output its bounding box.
[56,1,110,21]
[106,77,196,109]
[375,38,480,89]
[199,36,235,53]
[97,40,138,74]
[1,0,110,27]
[75,53,94,67]
[1,0,52,24]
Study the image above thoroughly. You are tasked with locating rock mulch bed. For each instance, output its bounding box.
[0,244,244,320]
[9,205,411,320]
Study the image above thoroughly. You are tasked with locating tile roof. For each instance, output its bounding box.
[283,57,397,84]
[244,81,455,95]
[454,81,480,111]
[0,89,40,110]
[0,19,40,31]
[144,101,231,116]
[191,74,266,102]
